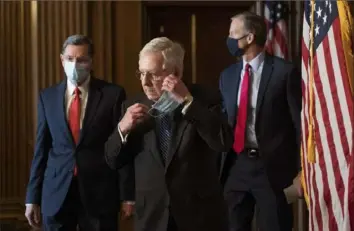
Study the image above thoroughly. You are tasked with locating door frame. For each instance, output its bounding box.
[141,1,254,44]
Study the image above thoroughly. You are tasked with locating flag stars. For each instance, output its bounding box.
[316,7,322,18]
[315,25,320,36]
[329,2,332,13]
[323,14,327,25]
[325,0,328,7]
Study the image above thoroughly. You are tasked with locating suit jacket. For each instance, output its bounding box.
[105,84,233,231]
[25,77,134,217]
[219,54,302,190]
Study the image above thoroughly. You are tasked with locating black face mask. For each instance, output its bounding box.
[226,34,249,57]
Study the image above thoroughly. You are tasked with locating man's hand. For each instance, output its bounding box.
[118,103,149,136]
[162,75,190,103]
[283,172,304,204]
[293,172,304,198]
[25,204,41,229]
[121,202,135,220]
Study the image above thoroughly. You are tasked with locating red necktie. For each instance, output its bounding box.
[69,87,81,176]
[233,63,251,154]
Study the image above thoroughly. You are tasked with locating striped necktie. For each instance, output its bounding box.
[156,114,172,163]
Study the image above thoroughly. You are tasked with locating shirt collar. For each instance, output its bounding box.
[67,75,91,96]
[243,51,265,72]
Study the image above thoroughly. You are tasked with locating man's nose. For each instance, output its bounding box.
[141,74,152,86]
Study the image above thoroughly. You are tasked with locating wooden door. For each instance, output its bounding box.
[143,2,252,88]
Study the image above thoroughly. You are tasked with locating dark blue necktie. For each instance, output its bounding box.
[157,114,172,163]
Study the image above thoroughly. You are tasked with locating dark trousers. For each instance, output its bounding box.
[167,215,178,231]
[42,178,118,231]
[224,153,293,231]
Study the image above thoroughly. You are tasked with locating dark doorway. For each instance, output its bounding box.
[143,1,253,88]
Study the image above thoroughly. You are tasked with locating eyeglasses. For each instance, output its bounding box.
[135,70,165,82]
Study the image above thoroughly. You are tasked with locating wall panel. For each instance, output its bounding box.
[0,0,35,221]
[89,1,113,82]
[113,1,142,95]
[36,1,88,90]
[0,2,141,230]
[0,1,33,204]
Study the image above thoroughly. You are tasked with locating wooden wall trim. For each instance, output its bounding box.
[0,199,26,221]
[31,1,38,139]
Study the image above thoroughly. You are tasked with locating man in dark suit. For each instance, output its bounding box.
[219,12,302,231]
[105,37,233,231]
[25,35,134,231]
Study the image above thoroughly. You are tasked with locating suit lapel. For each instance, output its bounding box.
[78,78,102,145]
[139,97,165,169]
[165,107,189,170]
[57,80,75,146]
[256,54,273,120]
[227,63,243,127]
[145,117,165,169]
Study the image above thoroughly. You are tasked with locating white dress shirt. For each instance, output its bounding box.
[237,52,265,148]
[65,77,90,128]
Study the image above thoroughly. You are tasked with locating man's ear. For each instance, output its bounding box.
[247,33,255,45]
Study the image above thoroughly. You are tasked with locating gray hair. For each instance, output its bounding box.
[139,37,185,74]
[231,12,267,47]
[61,34,94,57]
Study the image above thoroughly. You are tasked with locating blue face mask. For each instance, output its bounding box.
[149,91,181,118]
[63,60,90,85]
[226,34,249,57]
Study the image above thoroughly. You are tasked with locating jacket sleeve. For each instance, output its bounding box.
[287,65,302,171]
[183,88,234,153]
[118,163,135,201]
[218,74,231,180]
[105,96,136,170]
[25,93,52,205]
[105,87,127,170]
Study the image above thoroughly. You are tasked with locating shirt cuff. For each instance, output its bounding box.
[181,97,194,115]
[117,125,129,144]
[123,201,135,205]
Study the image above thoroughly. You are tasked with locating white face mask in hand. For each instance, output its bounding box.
[148,91,181,118]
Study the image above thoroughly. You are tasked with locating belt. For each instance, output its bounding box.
[244,148,259,158]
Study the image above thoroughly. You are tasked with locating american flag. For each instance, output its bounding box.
[264,1,289,59]
[301,0,354,231]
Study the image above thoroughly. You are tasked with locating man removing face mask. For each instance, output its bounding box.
[105,37,233,231]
